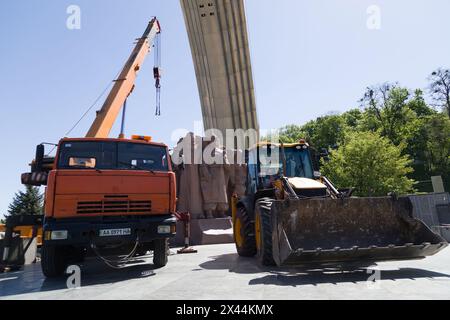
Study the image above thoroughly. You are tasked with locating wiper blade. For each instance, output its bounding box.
[118,161,156,174]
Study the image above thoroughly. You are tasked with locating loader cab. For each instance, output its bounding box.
[246,141,315,195]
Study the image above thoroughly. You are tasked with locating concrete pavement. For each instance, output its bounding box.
[1,244,450,300]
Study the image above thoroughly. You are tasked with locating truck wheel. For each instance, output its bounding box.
[255,198,276,266]
[234,206,257,257]
[41,244,67,278]
[153,239,168,268]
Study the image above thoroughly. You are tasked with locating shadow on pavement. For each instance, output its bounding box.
[248,268,450,287]
[0,256,158,298]
[199,253,450,286]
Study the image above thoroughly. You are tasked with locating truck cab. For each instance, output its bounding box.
[39,136,176,277]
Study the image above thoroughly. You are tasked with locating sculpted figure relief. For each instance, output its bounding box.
[174,135,245,220]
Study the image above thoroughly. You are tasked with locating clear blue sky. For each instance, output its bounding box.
[1,0,449,217]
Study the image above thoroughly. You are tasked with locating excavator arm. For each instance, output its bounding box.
[86,18,161,138]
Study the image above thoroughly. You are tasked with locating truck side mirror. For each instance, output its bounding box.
[32,144,45,173]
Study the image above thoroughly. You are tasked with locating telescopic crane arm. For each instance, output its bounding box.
[85,18,161,138]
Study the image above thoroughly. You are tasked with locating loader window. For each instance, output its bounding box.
[246,149,258,194]
[258,145,282,176]
[284,147,314,179]
[252,145,315,188]
[258,146,282,189]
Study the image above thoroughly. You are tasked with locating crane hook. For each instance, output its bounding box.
[154,67,161,116]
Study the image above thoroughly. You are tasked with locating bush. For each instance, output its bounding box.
[321,131,415,196]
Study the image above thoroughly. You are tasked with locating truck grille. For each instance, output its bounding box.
[77,200,152,214]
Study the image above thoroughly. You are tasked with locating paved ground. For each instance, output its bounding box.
[1,244,450,300]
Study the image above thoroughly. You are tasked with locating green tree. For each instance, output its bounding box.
[267,124,306,144]
[304,114,347,150]
[428,68,450,118]
[269,113,350,151]
[7,186,43,217]
[264,70,449,193]
[408,89,435,117]
[360,84,418,146]
[321,131,415,197]
[341,108,363,128]
[423,114,450,176]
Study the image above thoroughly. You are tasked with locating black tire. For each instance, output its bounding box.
[41,244,67,278]
[255,198,276,266]
[153,239,168,268]
[234,205,257,257]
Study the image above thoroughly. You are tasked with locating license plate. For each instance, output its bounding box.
[99,228,132,237]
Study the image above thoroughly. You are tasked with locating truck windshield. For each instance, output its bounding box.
[57,141,169,172]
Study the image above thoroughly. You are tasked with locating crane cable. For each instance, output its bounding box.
[154,32,162,116]
[45,73,119,156]
[90,234,141,269]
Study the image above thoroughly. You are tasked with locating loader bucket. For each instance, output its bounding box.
[271,197,448,266]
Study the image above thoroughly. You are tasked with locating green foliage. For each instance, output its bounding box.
[266,69,450,195]
[321,132,415,196]
[423,113,450,175]
[270,113,352,151]
[428,68,450,118]
[341,109,364,128]
[409,89,435,117]
[304,114,347,150]
[359,84,420,146]
[265,124,306,144]
[7,186,43,217]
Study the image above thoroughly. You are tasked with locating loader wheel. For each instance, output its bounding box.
[41,244,67,278]
[234,206,257,257]
[153,239,168,268]
[255,198,276,266]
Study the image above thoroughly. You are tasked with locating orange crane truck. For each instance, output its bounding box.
[21,18,176,278]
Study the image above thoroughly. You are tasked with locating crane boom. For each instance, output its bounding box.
[85,18,161,138]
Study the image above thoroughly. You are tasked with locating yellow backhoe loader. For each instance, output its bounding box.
[232,140,448,267]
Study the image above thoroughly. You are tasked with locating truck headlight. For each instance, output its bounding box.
[157,226,171,234]
[50,230,68,240]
